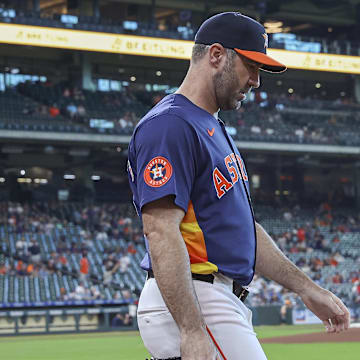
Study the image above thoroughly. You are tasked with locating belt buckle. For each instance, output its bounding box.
[233,282,249,302]
[239,287,249,302]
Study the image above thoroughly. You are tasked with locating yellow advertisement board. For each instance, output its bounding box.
[1,23,360,74]
[268,48,360,74]
[0,23,193,59]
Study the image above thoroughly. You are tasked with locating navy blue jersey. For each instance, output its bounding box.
[127,94,256,285]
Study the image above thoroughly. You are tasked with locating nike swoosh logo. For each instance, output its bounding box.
[207,128,215,136]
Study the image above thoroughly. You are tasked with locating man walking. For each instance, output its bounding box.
[127,12,350,360]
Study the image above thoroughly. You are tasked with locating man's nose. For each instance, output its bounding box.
[249,75,260,89]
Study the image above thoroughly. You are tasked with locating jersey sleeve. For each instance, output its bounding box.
[133,114,197,213]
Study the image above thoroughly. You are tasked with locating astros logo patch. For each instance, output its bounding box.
[144,156,173,188]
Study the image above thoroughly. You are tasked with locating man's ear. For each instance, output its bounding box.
[208,43,226,69]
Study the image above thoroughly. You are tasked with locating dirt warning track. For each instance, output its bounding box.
[260,327,360,344]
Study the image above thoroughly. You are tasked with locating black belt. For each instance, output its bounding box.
[147,270,249,303]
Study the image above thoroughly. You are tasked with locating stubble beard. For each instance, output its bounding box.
[213,58,241,111]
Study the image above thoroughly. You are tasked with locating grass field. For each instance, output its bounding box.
[0,325,359,360]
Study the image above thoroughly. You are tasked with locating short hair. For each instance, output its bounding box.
[191,44,210,63]
[191,43,237,63]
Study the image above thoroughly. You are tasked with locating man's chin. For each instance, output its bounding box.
[220,100,242,111]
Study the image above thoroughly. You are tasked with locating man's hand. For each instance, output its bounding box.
[180,328,220,360]
[300,285,350,333]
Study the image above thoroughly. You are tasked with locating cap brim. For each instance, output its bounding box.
[234,49,287,73]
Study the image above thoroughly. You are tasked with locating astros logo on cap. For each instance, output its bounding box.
[262,33,268,49]
[144,156,173,187]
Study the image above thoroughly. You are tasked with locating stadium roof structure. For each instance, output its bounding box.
[93,0,360,26]
[38,0,360,29]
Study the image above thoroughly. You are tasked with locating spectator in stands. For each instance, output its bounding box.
[122,289,134,303]
[49,103,60,117]
[0,264,7,275]
[15,237,26,256]
[26,263,34,275]
[74,281,89,300]
[63,88,71,97]
[332,272,344,284]
[250,124,261,134]
[111,313,132,327]
[28,239,41,263]
[333,251,345,263]
[58,253,68,272]
[127,243,137,254]
[119,253,130,273]
[66,103,78,118]
[90,285,101,300]
[47,258,57,274]
[38,264,48,277]
[77,104,86,118]
[17,262,27,276]
[280,299,292,324]
[103,263,114,286]
[96,229,108,241]
[79,251,90,282]
[57,235,68,253]
[297,226,306,242]
[118,112,133,132]
[352,280,360,297]
[8,263,16,276]
[329,256,339,267]
[57,287,67,301]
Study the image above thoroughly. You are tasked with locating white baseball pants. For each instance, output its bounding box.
[137,273,267,360]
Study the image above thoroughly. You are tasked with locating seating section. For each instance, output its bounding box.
[16,82,148,135]
[0,88,89,133]
[249,205,360,319]
[0,201,359,321]
[0,202,144,305]
[0,83,359,147]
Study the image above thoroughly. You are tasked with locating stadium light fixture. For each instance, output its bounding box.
[288,88,294,94]
[34,178,48,184]
[20,169,25,176]
[64,174,76,180]
[91,175,101,181]
[60,14,78,25]
[123,21,138,31]
[17,178,31,183]
[156,71,162,76]
[0,177,5,183]
[130,76,136,82]
[0,8,16,18]
[315,83,321,88]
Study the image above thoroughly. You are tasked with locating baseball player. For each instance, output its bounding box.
[127,12,350,360]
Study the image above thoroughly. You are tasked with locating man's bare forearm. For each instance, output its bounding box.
[255,222,318,294]
[146,226,205,333]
